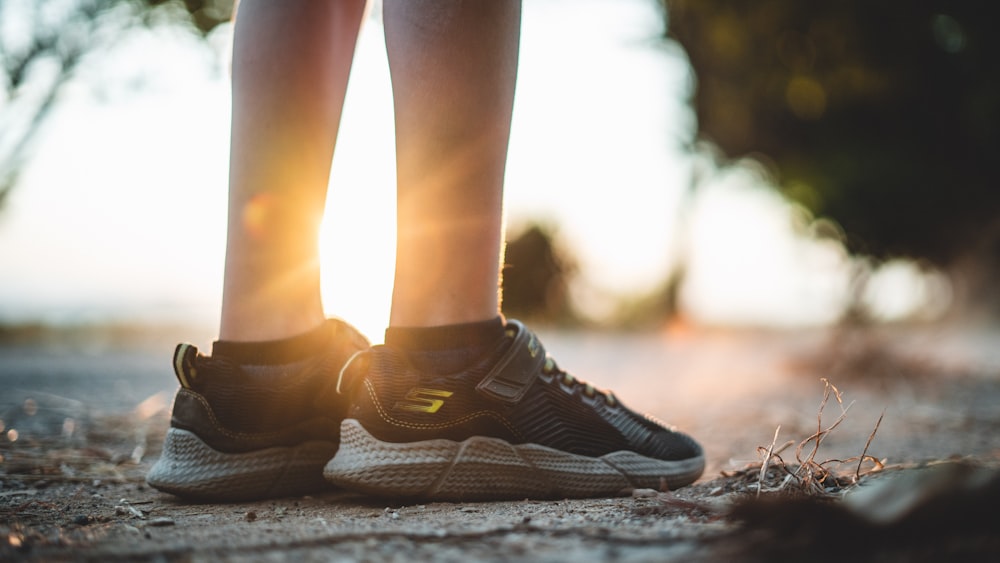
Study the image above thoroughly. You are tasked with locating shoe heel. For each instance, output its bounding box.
[147,428,337,501]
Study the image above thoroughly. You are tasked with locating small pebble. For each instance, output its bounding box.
[631,488,658,498]
[115,504,145,519]
[245,511,257,522]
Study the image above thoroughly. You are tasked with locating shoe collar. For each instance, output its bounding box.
[173,343,199,389]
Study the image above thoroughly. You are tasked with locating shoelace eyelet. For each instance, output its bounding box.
[544,356,615,406]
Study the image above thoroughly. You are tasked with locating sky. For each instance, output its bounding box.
[0,0,941,340]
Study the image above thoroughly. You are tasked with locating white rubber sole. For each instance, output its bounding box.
[324,419,705,501]
[146,428,337,501]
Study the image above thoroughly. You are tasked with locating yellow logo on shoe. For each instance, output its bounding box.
[393,388,454,414]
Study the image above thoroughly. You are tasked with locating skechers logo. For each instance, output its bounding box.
[393,388,454,414]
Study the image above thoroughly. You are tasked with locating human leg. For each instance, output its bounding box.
[324,0,704,500]
[148,0,370,501]
[220,0,366,342]
[385,0,519,328]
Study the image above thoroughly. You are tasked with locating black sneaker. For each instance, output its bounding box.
[147,319,369,501]
[323,319,704,501]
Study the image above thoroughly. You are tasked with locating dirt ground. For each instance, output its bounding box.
[2,322,999,562]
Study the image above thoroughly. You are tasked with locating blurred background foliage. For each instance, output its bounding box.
[501,223,578,325]
[664,0,1000,314]
[0,0,232,209]
[3,0,998,326]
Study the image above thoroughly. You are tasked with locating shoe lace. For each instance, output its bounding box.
[541,356,617,407]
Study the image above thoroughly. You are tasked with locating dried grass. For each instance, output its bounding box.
[722,379,885,499]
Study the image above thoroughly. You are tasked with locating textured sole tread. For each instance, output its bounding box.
[147,428,337,501]
[324,419,705,501]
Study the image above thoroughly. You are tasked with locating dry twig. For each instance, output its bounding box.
[757,426,781,498]
[732,379,886,499]
[855,409,886,482]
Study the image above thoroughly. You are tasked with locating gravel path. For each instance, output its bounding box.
[2,323,999,561]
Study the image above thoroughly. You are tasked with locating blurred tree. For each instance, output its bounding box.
[664,1,999,310]
[0,0,233,209]
[502,223,578,324]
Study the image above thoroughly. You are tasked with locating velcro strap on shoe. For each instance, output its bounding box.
[173,343,199,389]
[475,320,545,405]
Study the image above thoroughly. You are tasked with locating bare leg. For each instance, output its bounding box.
[384,0,521,328]
[322,2,705,503]
[219,0,366,341]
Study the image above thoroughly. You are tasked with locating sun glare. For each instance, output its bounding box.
[1,0,941,331]
[318,20,397,343]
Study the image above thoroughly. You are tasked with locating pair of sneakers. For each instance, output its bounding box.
[147,318,704,502]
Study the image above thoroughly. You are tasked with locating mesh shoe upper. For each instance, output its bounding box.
[341,319,702,463]
[168,318,369,453]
